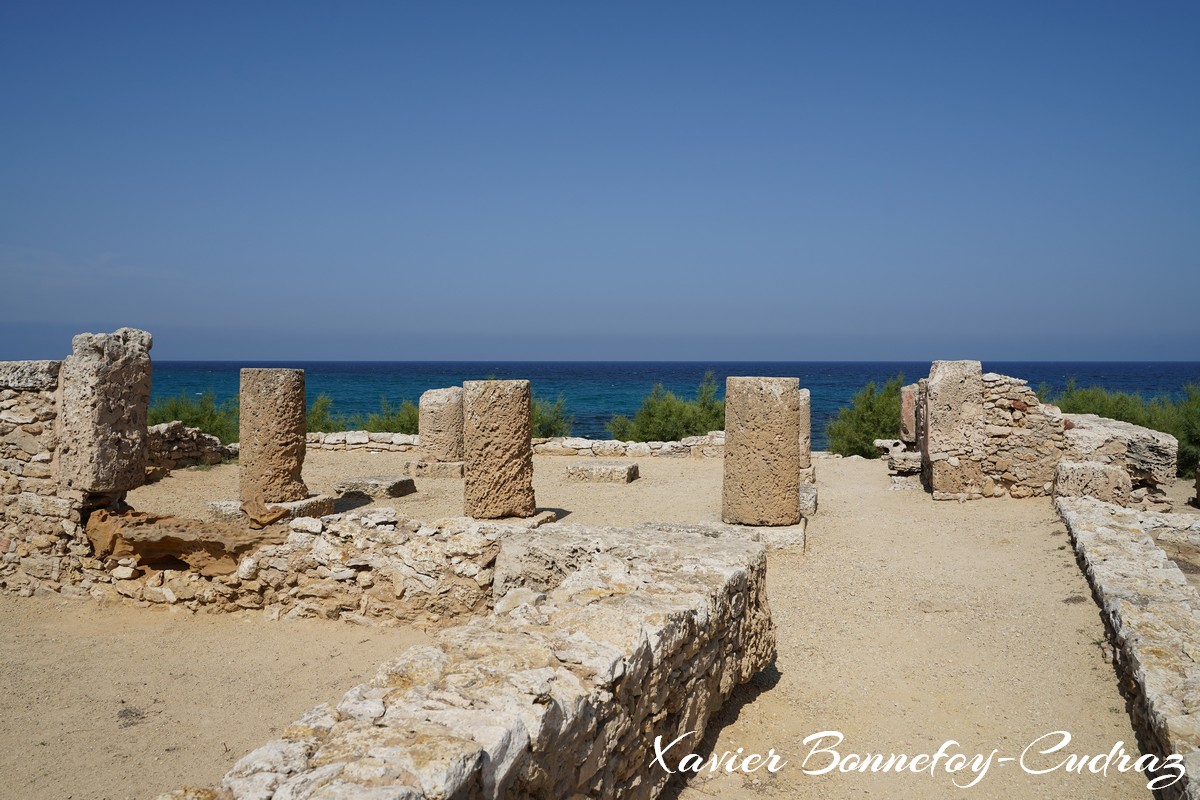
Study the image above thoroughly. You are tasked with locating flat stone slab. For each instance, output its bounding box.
[334,476,417,499]
[630,520,806,553]
[407,460,464,479]
[208,495,335,522]
[564,460,639,483]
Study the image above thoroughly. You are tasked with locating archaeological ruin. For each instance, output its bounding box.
[3,334,1200,799]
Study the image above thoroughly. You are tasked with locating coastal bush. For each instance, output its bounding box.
[1041,380,1200,478]
[148,392,240,444]
[825,375,903,458]
[532,392,573,437]
[607,372,725,442]
[348,397,420,434]
[306,394,347,433]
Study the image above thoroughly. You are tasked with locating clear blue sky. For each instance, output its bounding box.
[2,2,1197,360]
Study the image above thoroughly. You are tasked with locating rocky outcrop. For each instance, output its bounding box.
[1053,460,1132,506]
[1064,413,1178,492]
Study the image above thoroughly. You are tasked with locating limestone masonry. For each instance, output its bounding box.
[239,369,309,505]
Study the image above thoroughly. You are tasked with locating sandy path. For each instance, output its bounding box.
[112,453,1157,798]
[672,457,1150,799]
[0,598,428,800]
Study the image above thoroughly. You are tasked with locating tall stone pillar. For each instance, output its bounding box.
[463,380,536,519]
[798,388,812,469]
[722,377,802,526]
[419,387,464,462]
[239,368,308,504]
[57,328,153,497]
[922,360,986,500]
[900,383,918,445]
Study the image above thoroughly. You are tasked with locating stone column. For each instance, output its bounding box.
[239,368,308,504]
[419,386,464,462]
[923,360,986,500]
[722,377,802,526]
[463,380,535,519]
[798,388,812,469]
[57,328,153,497]
[900,383,918,445]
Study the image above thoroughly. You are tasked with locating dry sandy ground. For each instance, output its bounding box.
[0,598,428,800]
[7,451,1176,799]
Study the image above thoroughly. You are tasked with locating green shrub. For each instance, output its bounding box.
[532,392,573,437]
[148,392,240,445]
[607,372,725,442]
[348,397,419,434]
[825,375,903,458]
[306,393,347,433]
[1041,380,1200,478]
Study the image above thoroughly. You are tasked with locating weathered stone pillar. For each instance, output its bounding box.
[922,360,986,500]
[900,383,918,445]
[239,368,308,504]
[463,380,535,519]
[722,377,802,526]
[798,388,812,469]
[419,386,464,462]
[57,328,153,497]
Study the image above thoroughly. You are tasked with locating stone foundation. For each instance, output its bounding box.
[1057,497,1200,799]
[156,523,775,800]
[147,421,236,479]
[564,460,639,483]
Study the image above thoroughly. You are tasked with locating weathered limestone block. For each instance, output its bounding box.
[722,377,802,526]
[1054,460,1133,506]
[889,451,922,475]
[334,476,416,499]
[799,483,818,516]
[1057,497,1200,796]
[0,360,61,391]
[419,387,464,462]
[463,380,536,519]
[239,369,308,504]
[86,508,285,576]
[564,460,639,483]
[900,382,918,444]
[1064,413,1179,488]
[411,460,465,479]
[799,388,812,468]
[56,328,153,495]
[923,360,986,500]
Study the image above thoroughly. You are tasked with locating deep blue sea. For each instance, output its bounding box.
[151,362,1200,450]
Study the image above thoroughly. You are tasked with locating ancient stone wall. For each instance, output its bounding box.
[147,421,235,477]
[1057,497,1200,799]
[0,360,90,596]
[306,430,731,458]
[57,328,153,498]
[157,525,775,800]
[917,361,1175,504]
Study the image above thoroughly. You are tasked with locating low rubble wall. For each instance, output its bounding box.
[1057,497,1200,799]
[156,524,775,800]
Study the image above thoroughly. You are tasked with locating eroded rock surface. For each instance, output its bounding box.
[239,369,308,504]
[463,380,535,519]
